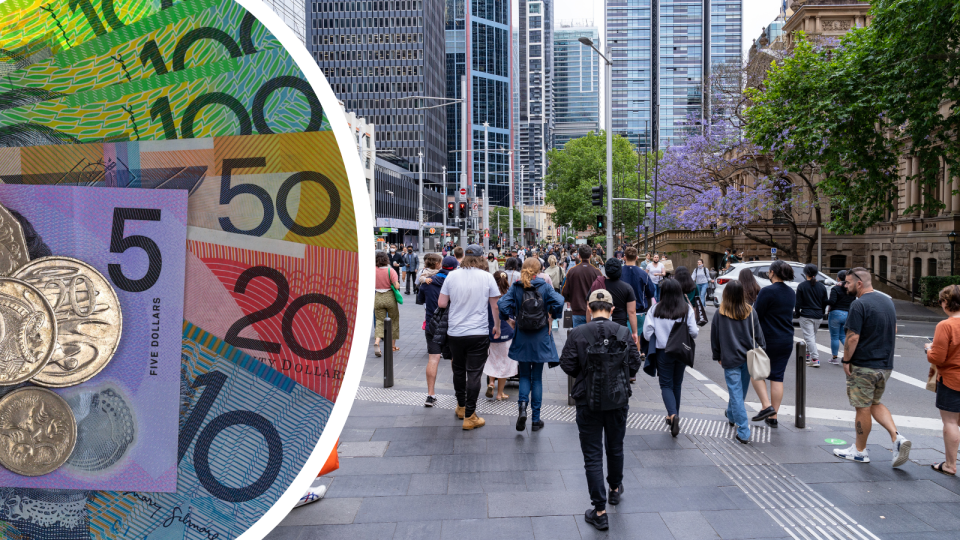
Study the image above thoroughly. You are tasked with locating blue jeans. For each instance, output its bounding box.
[656,350,685,416]
[696,283,708,303]
[724,363,751,440]
[653,283,661,302]
[828,310,848,357]
[518,362,545,422]
[572,315,587,328]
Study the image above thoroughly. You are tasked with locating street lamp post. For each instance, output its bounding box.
[483,122,490,252]
[519,165,525,246]
[950,232,957,275]
[442,165,447,244]
[508,150,514,245]
[418,152,424,258]
[579,35,614,257]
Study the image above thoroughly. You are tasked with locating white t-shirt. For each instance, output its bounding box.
[440,268,501,337]
[647,262,665,284]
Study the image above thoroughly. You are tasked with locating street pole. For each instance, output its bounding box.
[461,75,468,247]
[520,165,525,247]
[653,139,660,253]
[644,120,649,252]
[484,122,490,252]
[604,39,614,258]
[418,151,424,258]
[442,165,447,245]
[508,150,514,246]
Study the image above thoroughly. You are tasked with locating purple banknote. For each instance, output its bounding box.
[0,185,186,492]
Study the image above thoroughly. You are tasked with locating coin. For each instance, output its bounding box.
[13,257,122,387]
[0,205,29,276]
[0,387,77,476]
[0,277,58,385]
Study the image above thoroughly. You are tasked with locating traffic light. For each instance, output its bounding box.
[596,214,605,231]
[458,202,467,218]
[447,203,455,219]
[591,186,603,207]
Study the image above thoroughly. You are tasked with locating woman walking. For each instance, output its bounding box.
[826,270,854,365]
[504,257,522,284]
[751,260,796,428]
[498,258,565,432]
[484,271,518,400]
[711,280,765,444]
[739,268,761,305]
[693,259,711,303]
[925,285,960,476]
[646,254,665,301]
[544,255,565,293]
[374,251,400,357]
[642,278,699,436]
[674,266,697,303]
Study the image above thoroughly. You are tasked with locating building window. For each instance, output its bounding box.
[928,258,938,277]
[878,256,888,279]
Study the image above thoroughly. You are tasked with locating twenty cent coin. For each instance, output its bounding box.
[0,205,29,276]
[0,387,77,476]
[0,277,58,385]
[13,257,122,387]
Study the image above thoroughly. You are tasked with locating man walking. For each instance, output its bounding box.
[403,245,419,295]
[834,268,911,466]
[560,290,642,531]
[561,245,602,328]
[389,244,404,280]
[796,264,827,367]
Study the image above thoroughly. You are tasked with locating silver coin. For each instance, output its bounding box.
[0,206,29,277]
[0,277,58,385]
[0,387,77,476]
[13,257,122,387]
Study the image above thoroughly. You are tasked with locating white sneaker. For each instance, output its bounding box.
[892,434,912,468]
[834,444,870,463]
[295,484,327,507]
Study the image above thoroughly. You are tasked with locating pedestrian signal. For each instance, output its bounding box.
[591,186,603,207]
[458,202,467,218]
[447,203,455,219]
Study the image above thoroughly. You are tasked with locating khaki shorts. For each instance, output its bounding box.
[846,366,892,409]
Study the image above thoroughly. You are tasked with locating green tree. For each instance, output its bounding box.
[487,206,522,236]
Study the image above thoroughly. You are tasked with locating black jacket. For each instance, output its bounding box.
[389,252,404,271]
[559,317,642,405]
[827,284,855,312]
[419,272,448,329]
[711,311,766,369]
[795,279,828,319]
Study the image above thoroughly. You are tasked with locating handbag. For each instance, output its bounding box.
[664,309,695,367]
[691,295,708,327]
[746,311,771,380]
[927,365,939,393]
[390,282,403,304]
[563,308,573,329]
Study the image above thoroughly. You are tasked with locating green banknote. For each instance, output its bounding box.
[0,50,328,146]
[0,0,281,99]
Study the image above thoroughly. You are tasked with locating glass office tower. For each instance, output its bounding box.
[266,0,305,43]
[553,26,600,149]
[516,0,552,206]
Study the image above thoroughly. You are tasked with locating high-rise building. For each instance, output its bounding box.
[553,25,600,149]
[516,0,553,205]
[445,0,513,209]
[307,1,447,176]
[607,0,742,151]
[265,0,305,43]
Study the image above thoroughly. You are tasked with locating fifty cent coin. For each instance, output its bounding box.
[14,257,122,387]
[0,205,29,276]
[0,277,58,385]
[0,387,77,476]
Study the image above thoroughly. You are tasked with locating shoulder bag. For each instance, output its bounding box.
[389,270,403,305]
[926,365,939,393]
[691,295,708,327]
[665,310,696,367]
[747,310,771,380]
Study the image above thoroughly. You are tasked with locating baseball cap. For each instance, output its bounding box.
[442,256,459,270]
[465,244,484,257]
[588,289,613,304]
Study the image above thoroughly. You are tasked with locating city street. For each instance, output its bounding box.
[268,295,960,540]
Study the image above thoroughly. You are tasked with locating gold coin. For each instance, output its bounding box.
[0,387,77,476]
[13,257,122,387]
[0,277,57,385]
[0,205,29,276]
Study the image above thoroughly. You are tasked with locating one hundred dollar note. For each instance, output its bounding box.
[0,184,187,492]
[0,50,328,147]
[0,0,281,99]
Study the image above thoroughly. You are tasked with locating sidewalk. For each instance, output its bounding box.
[892,299,945,323]
[268,297,960,540]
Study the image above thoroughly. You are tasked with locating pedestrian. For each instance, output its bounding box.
[827,270,854,365]
[750,260,795,428]
[454,246,464,265]
[711,280,765,444]
[487,252,499,273]
[419,254,453,407]
[834,268,911,466]
[588,258,639,347]
[640,252,651,271]
[642,278,698,436]
[438,245,503,430]
[498,258,565,431]
[796,263,828,368]
[692,259,711,303]
[504,257,522,284]
[373,251,400,358]
[646,253,665,301]
[560,289,642,531]
[389,244,404,280]
[925,284,960,476]
[544,255,565,293]
[403,245,419,295]
[484,271,517,401]
[739,268,761,305]
[674,265,697,303]
[561,245,602,328]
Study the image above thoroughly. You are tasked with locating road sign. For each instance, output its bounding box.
[484,231,489,238]
[472,203,478,210]
[459,188,467,196]
[771,248,777,254]
[428,228,436,234]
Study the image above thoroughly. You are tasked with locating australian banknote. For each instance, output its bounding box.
[0,184,187,492]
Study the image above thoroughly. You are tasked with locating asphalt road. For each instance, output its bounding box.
[690,307,939,422]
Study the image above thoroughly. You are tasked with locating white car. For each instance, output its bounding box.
[712,261,838,309]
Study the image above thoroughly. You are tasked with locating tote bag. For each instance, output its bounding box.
[665,310,696,367]
[746,311,771,380]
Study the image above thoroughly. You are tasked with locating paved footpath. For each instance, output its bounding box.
[268,296,960,540]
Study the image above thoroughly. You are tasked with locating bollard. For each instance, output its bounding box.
[383,315,394,388]
[795,341,806,429]
[567,375,575,406]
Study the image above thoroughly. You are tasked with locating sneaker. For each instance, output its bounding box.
[295,485,327,508]
[584,509,609,531]
[455,406,465,420]
[424,395,436,407]
[805,354,812,366]
[834,444,870,463]
[751,406,776,422]
[892,434,912,468]
[608,484,623,506]
[810,360,820,368]
[830,356,842,366]
[462,413,486,430]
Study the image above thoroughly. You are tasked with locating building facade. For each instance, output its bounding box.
[516,0,553,205]
[374,154,444,248]
[265,0,305,43]
[552,25,600,149]
[339,103,377,222]
[307,0,447,177]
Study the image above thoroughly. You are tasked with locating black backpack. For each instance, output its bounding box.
[517,286,548,331]
[585,324,632,411]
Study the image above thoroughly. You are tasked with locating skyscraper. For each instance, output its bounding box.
[307,1,448,176]
[265,0,305,43]
[553,25,600,149]
[445,0,513,209]
[516,0,553,205]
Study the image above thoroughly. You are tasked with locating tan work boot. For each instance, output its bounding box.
[455,406,465,420]
[462,413,485,430]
